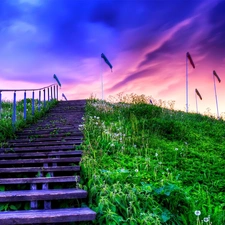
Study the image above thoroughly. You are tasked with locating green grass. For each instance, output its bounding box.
[0,94,224,224]
[79,95,225,225]
[0,99,57,143]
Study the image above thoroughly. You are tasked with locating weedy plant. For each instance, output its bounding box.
[79,93,225,225]
[0,99,57,143]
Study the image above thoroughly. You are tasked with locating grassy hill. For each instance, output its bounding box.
[80,96,225,225]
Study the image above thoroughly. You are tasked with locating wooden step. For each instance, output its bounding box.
[1,145,77,153]
[22,126,76,132]
[8,136,83,143]
[0,166,80,173]
[15,133,83,138]
[0,207,96,224]
[0,176,80,184]
[0,189,87,202]
[0,157,81,165]
[7,140,82,147]
[0,150,82,159]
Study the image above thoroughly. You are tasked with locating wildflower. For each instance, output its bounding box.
[95,122,98,125]
[195,210,201,216]
[135,169,138,173]
[96,117,100,120]
[110,143,115,147]
[155,153,158,157]
[158,161,162,165]
[203,217,209,222]
[175,148,178,151]
[133,144,136,148]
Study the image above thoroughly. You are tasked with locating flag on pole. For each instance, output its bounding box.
[195,88,202,100]
[186,52,195,69]
[53,74,61,87]
[213,70,221,83]
[101,53,113,71]
[62,93,67,101]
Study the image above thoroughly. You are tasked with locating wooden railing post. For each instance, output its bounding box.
[43,89,46,108]
[24,91,27,120]
[32,91,35,115]
[48,88,50,102]
[56,85,58,100]
[51,87,53,100]
[38,90,41,111]
[12,91,16,128]
[53,85,56,99]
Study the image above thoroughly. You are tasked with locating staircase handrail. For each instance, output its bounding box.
[0,83,59,128]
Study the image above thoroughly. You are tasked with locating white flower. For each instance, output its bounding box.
[155,153,158,157]
[97,117,100,120]
[135,169,138,173]
[195,210,201,216]
[175,148,178,151]
[110,143,115,147]
[203,217,209,222]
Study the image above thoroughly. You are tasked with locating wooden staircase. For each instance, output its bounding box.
[0,100,96,224]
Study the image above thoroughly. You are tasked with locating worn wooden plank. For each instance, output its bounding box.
[0,207,96,224]
[15,128,80,135]
[1,145,76,152]
[8,140,82,147]
[22,126,77,132]
[0,166,80,173]
[8,136,83,143]
[0,150,82,159]
[15,133,83,138]
[0,157,81,164]
[0,189,87,202]
[0,176,80,184]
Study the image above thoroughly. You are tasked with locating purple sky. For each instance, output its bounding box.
[0,0,225,116]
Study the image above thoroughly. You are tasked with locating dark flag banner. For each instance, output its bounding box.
[186,52,195,69]
[195,88,202,100]
[53,74,61,87]
[62,93,67,101]
[101,53,113,71]
[213,70,221,83]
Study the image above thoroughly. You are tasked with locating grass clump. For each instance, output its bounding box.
[80,95,225,225]
[0,99,57,143]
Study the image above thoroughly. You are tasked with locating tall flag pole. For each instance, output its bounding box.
[101,53,113,100]
[213,70,221,119]
[186,52,195,112]
[195,88,202,113]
